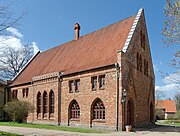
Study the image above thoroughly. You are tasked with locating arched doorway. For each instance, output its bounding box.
[127,100,133,125]
[150,102,154,123]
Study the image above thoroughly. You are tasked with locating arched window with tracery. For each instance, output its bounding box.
[69,100,80,119]
[43,91,48,119]
[49,90,54,118]
[37,92,41,119]
[92,98,105,120]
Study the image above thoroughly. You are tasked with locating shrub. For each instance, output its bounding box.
[167,111,180,120]
[3,100,34,123]
[155,109,165,120]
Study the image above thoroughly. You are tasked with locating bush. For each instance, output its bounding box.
[155,109,165,120]
[167,111,180,120]
[3,100,34,123]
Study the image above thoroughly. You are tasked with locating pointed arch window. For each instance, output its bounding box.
[92,99,105,120]
[137,52,139,70]
[43,91,48,118]
[139,55,142,72]
[49,90,54,118]
[37,92,41,118]
[22,89,25,98]
[69,100,80,119]
[140,30,145,50]
[144,59,148,76]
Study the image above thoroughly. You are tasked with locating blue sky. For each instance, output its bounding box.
[2,0,179,98]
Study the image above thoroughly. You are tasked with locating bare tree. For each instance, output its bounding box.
[174,92,180,111]
[162,0,180,46]
[0,45,33,79]
[155,89,166,100]
[161,0,180,84]
[0,0,23,35]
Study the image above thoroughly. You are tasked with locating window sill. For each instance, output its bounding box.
[92,88,97,91]
[75,90,79,93]
[92,119,105,123]
[49,117,55,120]
[70,118,80,121]
[99,87,105,90]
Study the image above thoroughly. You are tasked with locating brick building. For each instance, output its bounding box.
[155,100,177,119]
[0,79,10,120]
[10,9,155,130]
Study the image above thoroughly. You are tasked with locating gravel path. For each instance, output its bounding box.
[0,125,179,136]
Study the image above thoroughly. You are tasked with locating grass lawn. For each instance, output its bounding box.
[156,120,180,127]
[0,131,22,136]
[0,122,106,133]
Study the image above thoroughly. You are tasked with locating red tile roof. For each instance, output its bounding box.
[156,100,177,113]
[12,16,136,86]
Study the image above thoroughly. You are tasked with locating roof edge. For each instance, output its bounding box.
[122,8,143,53]
[12,51,41,81]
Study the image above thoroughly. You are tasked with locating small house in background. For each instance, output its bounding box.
[155,100,177,119]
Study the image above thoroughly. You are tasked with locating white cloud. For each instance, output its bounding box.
[155,83,180,99]
[163,71,180,84]
[155,84,180,91]
[153,64,158,72]
[155,70,180,99]
[0,36,22,49]
[31,42,39,54]
[0,27,39,54]
[6,27,23,38]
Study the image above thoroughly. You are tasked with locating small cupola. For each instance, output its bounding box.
[74,23,80,40]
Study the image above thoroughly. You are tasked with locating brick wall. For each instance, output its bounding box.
[9,10,155,130]
[120,11,155,127]
[61,66,119,130]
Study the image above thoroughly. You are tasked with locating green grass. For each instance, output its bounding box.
[0,131,22,136]
[156,120,180,127]
[0,122,106,133]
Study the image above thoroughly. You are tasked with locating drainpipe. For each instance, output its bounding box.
[115,63,119,131]
[31,81,34,123]
[58,72,63,126]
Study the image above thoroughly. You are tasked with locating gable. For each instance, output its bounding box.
[12,15,136,86]
[125,9,155,78]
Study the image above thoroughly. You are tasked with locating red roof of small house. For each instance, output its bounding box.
[156,100,177,113]
[12,15,136,86]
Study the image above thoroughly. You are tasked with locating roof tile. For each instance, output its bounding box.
[156,100,177,113]
[12,16,136,86]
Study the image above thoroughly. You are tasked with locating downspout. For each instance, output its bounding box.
[115,63,119,131]
[31,81,34,123]
[58,72,63,126]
